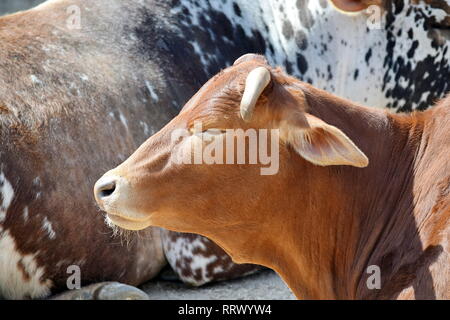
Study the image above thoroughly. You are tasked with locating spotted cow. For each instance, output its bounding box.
[173,0,449,111]
[1,0,449,299]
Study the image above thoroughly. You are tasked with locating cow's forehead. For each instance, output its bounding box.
[180,67,240,113]
[181,61,268,113]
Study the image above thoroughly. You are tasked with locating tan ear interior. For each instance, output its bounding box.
[283,113,369,168]
[330,0,381,13]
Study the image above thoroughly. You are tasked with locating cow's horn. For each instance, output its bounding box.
[240,67,271,122]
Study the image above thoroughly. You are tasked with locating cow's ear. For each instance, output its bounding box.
[282,113,369,168]
[330,0,381,12]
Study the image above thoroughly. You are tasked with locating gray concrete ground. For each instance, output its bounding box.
[141,270,295,300]
[51,269,295,300]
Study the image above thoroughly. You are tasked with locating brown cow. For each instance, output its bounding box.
[95,54,450,299]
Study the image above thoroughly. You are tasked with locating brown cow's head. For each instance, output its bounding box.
[94,54,368,262]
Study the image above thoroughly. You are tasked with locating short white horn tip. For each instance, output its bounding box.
[240,109,252,122]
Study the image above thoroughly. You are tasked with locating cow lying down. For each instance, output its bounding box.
[95,54,449,299]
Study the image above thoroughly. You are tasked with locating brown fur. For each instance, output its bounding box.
[97,55,449,299]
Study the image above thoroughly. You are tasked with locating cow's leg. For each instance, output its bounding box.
[161,230,261,286]
[50,282,149,300]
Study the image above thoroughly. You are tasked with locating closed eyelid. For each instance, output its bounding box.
[190,127,227,134]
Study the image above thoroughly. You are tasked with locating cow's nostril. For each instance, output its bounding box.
[95,178,117,200]
[100,184,115,198]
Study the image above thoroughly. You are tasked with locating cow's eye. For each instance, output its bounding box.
[205,129,226,134]
[190,125,225,134]
[196,129,226,137]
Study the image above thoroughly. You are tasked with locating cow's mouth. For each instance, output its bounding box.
[106,213,151,231]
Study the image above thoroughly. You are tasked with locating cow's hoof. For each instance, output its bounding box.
[50,282,149,300]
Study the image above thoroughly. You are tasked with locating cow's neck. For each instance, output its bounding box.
[264,85,431,299]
